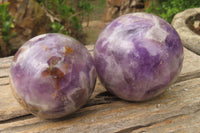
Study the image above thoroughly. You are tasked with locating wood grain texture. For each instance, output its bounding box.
[0,78,200,133]
[0,45,200,133]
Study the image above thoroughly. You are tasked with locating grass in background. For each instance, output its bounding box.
[88,0,106,21]
[146,0,200,23]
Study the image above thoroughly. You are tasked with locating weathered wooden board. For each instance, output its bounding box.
[0,78,200,133]
[176,47,200,83]
[0,45,200,133]
[132,110,200,133]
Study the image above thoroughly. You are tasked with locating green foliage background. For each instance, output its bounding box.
[0,3,15,43]
[146,0,200,23]
[37,0,93,42]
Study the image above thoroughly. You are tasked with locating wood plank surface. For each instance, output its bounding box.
[0,45,200,133]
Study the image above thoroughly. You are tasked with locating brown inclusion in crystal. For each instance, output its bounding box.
[42,67,65,90]
[65,46,73,56]
[42,46,72,90]
[42,56,65,90]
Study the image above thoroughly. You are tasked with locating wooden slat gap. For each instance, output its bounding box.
[0,114,33,125]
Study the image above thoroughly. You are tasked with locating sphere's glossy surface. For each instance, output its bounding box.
[10,33,97,119]
[94,13,183,101]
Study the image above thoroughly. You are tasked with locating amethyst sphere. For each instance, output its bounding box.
[10,33,97,119]
[94,13,183,101]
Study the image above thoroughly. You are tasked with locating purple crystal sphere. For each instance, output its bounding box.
[10,33,97,119]
[94,13,183,101]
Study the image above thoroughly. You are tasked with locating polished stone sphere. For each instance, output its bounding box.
[10,33,97,119]
[94,13,183,101]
